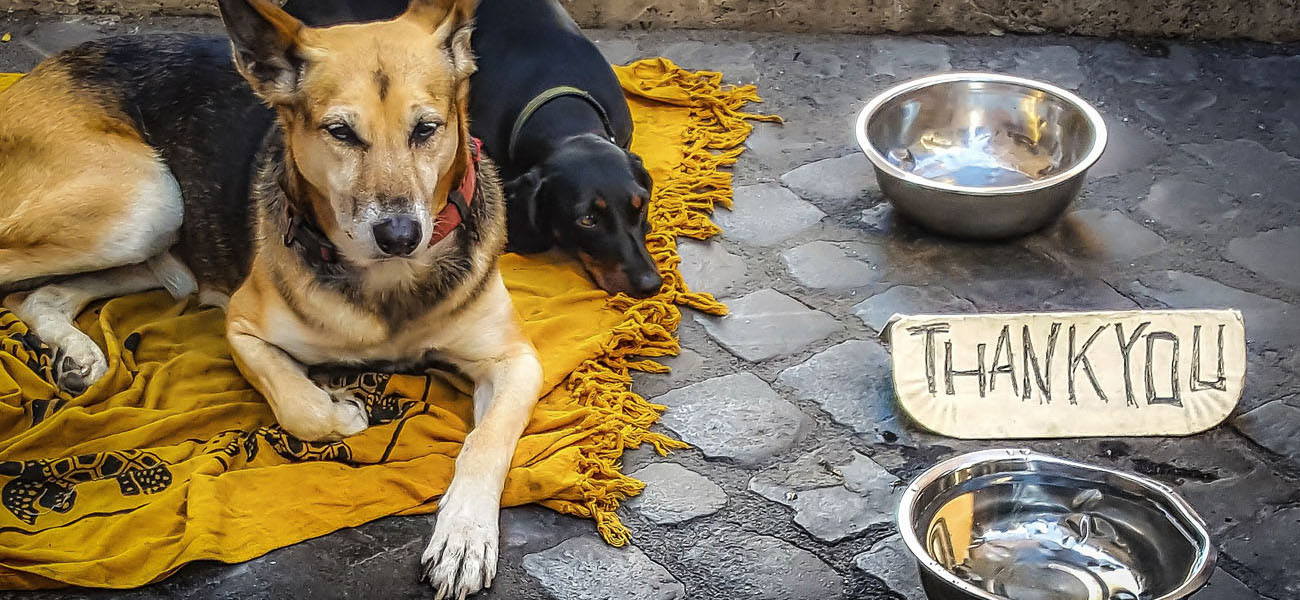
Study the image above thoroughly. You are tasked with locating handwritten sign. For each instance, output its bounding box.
[883,310,1245,439]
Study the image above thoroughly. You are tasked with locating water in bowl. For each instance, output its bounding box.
[887,127,1060,188]
[926,482,1164,600]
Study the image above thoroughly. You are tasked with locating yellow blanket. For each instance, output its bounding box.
[0,59,777,589]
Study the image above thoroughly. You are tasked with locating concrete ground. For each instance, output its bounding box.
[2,12,1299,600]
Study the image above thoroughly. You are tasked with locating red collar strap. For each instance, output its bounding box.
[285,137,483,263]
[428,137,482,247]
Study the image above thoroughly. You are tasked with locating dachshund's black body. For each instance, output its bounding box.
[284,0,662,297]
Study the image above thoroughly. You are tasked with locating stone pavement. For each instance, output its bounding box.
[2,13,1299,600]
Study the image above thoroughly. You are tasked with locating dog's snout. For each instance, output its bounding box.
[630,269,663,298]
[373,216,422,256]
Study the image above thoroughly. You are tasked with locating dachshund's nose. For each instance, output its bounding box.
[373,216,422,256]
[629,270,663,298]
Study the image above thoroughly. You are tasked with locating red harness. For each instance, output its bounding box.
[285,137,483,264]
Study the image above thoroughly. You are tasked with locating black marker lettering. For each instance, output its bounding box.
[1068,324,1109,405]
[1114,322,1150,407]
[1191,324,1228,392]
[908,323,950,395]
[1145,331,1182,407]
[989,325,1019,397]
[945,341,987,397]
[1022,323,1061,404]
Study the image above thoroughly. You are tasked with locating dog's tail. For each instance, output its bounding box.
[147,251,198,301]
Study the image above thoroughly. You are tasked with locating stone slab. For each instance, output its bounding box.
[625,463,728,524]
[777,340,907,443]
[781,241,885,290]
[749,448,901,542]
[654,372,810,465]
[853,535,925,600]
[523,537,684,600]
[697,289,842,362]
[1227,227,1300,290]
[680,533,844,599]
[715,184,826,247]
[779,154,878,206]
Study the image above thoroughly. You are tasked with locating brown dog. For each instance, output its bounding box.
[0,0,539,596]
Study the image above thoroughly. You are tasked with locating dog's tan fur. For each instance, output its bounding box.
[0,0,540,596]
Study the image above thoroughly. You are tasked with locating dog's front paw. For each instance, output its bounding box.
[276,387,370,442]
[421,495,499,600]
[53,335,108,395]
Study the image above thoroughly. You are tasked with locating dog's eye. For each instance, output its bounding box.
[324,123,361,145]
[578,214,598,228]
[410,121,440,145]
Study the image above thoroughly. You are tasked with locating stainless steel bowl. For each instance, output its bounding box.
[856,73,1108,239]
[898,449,1215,600]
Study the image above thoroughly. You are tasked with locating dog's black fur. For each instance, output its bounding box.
[283,0,663,298]
[55,35,271,292]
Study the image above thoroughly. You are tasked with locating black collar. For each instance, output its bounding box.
[283,202,339,268]
[508,86,622,162]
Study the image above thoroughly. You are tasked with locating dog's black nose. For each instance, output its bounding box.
[630,270,663,298]
[373,216,422,256]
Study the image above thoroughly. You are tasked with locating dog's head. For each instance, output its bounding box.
[218,0,477,262]
[509,134,662,298]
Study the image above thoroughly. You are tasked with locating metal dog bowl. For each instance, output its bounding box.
[898,449,1215,600]
[856,73,1107,239]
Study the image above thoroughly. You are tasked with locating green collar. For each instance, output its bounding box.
[508,86,621,162]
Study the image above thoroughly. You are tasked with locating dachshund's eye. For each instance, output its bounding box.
[578,214,598,228]
[324,123,361,145]
[410,121,440,145]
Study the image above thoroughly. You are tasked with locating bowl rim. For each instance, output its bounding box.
[895,448,1217,600]
[855,72,1110,197]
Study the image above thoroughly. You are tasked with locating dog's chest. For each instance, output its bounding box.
[263,293,458,369]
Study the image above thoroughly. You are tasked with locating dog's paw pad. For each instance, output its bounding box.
[53,346,106,396]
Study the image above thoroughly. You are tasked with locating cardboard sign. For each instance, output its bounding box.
[883,310,1245,439]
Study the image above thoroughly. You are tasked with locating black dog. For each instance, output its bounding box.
[283,0,663,298]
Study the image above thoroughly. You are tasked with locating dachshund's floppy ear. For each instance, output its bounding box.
[504,168,555,253]
[628,151,654,198]
[217,0,309,104]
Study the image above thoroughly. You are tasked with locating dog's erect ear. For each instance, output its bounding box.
[504,169,555,252]
[217,0,308,103]
[403,0,477,80]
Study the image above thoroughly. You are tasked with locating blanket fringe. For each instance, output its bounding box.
[554,61,779,546]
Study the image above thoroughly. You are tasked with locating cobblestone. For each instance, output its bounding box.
[680,533,844,599]
[1227,227,1300,290]
[777,340,905,442]
[654,373,810,465]
[1233,399,1300,463]
[866,39,952,77]
[853,535,925,600]
[779,154,878,206]
[523,537,684,600]
[714,184,826,246]
[697,289,841,362]
[677,239,748,295]
[624,463,728,524]
[781,241,885,289]
[749,448,901,542]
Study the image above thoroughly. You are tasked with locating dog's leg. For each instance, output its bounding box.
[226,311,370,442]
[422,277,544,600]
[3,264,163,393]
[0,160,183,288]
